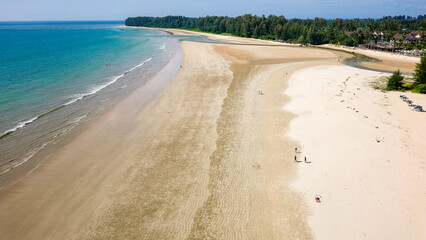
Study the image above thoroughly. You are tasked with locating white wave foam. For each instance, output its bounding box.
[159,43,166,50]
[143,57,152,63]
[71,114,88,124]
[65,57,153,106]
[90,73,124,94]
[64,73,125,106]
[125,57,152,73]
[0,167,11,175]
[2,57,155,139]
[0,139,52,176]
[64,94,85,106]
[0,114,89,176]
[0,116,38,137]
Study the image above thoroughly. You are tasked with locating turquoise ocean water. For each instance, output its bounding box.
[0,21,177,176]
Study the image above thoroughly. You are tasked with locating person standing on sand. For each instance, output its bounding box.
[304,156,307,163]
[295,147,297,153]
[294,155,297,162]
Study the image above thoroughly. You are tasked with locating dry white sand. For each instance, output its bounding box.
[322,44,420,63]
[320,44,420,73]
[286,65,426,240]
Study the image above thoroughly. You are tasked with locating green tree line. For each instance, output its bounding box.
[387,55,426,93]
[125,15,426,46]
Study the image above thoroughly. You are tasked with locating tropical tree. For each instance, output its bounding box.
[124,15,425,47]
[416,84,426,93]
[387,70,404,90]
[414,55,426,85]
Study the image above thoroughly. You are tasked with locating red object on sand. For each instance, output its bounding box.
[315,197,321,203]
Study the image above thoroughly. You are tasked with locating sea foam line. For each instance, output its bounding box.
[0,117,38,139]
[0,140,50,175]
[0,58,153,139]
[126,58,152,73]
[0,114,88,176]
[65,57,152,106]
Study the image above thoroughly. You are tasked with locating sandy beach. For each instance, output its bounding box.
[286,66,426,239]
[319,44,420,73]
[0,29,425,239]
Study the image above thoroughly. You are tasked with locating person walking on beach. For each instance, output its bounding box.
[304,156,307,163]
[295,147,297,153]
[294,155,297,162]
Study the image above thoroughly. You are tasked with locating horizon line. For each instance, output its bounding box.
[1,13,425,22]
[0,20,125,23]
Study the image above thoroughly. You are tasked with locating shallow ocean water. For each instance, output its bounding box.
[0,21,176,175]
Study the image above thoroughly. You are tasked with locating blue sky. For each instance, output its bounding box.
[1,0,425,21]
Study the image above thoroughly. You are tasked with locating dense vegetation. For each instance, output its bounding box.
[387,70,404,91]
[414,55,426,84]
[414,56,426,93]
[125,15,426,46]
[386,56,426,93]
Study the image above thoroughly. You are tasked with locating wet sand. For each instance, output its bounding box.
[80,42,341,239]
[320,44,420,73]
[0,29,424,239]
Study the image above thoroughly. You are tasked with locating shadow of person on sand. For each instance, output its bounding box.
[294,155,302,163]
[304,156,311,163]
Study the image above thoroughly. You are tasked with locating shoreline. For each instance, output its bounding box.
[0,35,184,239]
[318,44,420,73]
[0,30,179,192]
[0,28,424,239]
[126,26,420,74]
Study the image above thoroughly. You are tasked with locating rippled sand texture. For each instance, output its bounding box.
[0,38,343,239]
[81,43,339,239]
